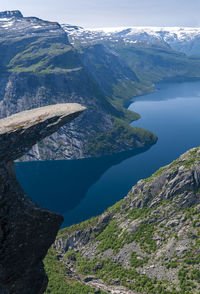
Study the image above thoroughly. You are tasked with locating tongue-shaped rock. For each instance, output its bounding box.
[0,103,85,294]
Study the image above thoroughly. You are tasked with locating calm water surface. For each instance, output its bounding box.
[15,81,200,227]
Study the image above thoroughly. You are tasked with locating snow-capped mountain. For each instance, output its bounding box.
[0,10,66,39]
[62,25,200,55]
[87,26,200,41]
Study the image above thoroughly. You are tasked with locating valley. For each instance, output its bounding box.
[1,12,200,161]
[0,11,158,161]
[1,8,200,294]
[16,81,200,227]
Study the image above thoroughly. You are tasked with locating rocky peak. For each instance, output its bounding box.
[0,103,85,294]
[0,10,65,40]
[0,10,23,18]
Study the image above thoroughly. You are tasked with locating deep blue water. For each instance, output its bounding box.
[15,81,200,227]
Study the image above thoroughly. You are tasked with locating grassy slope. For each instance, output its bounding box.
[86,116,157,156]
[44,249,107,294]
[113,44,200,85]
[48,147,200,294]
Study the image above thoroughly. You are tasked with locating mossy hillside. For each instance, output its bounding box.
[8,40,82,73]
[95,219,157,254]
[86,117,157,157]
[114,44,200,85]
[44,249,107,294]
[52,147,200,293]
[111,79,154,106]
[77,41,200,111]
[78,44,145,105]
[78,41,200,107]
[55,203,200,293]
[67,253,174,294]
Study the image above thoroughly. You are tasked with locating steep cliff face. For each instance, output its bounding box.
[79,44,140,102]
[0,11,157,161]
[0,103,85,294]
[51,147,200,294]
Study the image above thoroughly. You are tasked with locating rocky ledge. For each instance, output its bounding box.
[53,147,200,294]
[0,103,85,294]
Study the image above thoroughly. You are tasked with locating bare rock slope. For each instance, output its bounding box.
[0,103,85,294]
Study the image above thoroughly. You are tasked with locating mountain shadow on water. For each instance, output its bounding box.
[15,146,151,218]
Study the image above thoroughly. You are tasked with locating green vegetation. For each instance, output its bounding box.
[122,223,157,253]
[178,267,196,293]
[53,147,200,294]
[57,215,100,239]
[130,252,149,268]
[127,206,151,220]
[183,252,200,266]
[114,44,200,85]
[69,253,179,294]
[95,220,122,253]
[8,41,82,73]
[94,218,157,254]
[86,117,157,157]
[112,79,152,105]
[191,269,200,283]
[106,199,124,214]
[5,29,161,161]
[44,249,106,294]
[165,261,179,269]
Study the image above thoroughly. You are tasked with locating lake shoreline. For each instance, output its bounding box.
[16,80,200,227]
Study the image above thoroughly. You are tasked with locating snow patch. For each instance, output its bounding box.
[83,26,200,41]
[0,18,12,22]
[33,25,42,29]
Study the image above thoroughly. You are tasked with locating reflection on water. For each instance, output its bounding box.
[15,147,149,223]
[15,81,200,227]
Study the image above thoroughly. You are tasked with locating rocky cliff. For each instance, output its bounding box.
[0,103,85,294]
[0,10,157,161]
[51,147,200,294]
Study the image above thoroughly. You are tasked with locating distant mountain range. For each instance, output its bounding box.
[63,25,200,56]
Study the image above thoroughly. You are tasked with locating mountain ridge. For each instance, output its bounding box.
[64,25,200,56]
[0,10,157,161]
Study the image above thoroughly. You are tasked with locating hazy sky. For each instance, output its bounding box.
[1,0,200,28]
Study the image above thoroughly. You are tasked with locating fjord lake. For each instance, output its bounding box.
[15,81,200,227]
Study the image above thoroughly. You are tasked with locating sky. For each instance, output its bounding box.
[1,0,200,28]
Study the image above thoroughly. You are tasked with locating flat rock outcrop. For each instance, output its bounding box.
[0,103,85,294]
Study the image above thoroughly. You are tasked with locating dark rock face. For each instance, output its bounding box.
[0,103,85,294]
